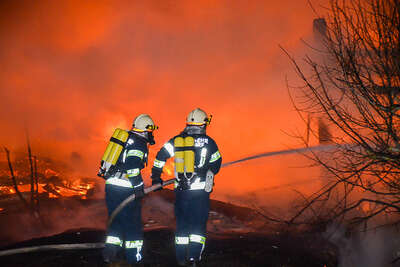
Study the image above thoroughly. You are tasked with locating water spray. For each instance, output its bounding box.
[222,144,337,168]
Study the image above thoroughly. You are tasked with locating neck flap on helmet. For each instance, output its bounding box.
[132,131,156,145]
[183,125,206,135]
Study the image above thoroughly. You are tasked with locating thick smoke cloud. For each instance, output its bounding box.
[0,0,328,199]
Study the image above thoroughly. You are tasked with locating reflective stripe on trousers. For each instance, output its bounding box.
[175,235,205,245]
[105,235,122,246]
[189,234,206,244]
[175,236,189,245]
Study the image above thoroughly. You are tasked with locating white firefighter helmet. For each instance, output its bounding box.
[132,114,158,132]
[186,108,212,126]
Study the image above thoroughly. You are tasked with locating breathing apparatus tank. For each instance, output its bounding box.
[184,136,195,176]
[98,128,129,179]
[174,136,195,189]
[174,137,185,174]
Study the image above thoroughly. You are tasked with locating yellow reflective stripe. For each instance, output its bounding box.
[125,240,143,249]
[106,178,133,188]
[127,149,144,159]
[127,168,140,177]
[189,234,206,244]
[209,151,221,163]
[175,236,189,245]
[106,235,122,246]
[164,142,174,157]
[153,159,166,168]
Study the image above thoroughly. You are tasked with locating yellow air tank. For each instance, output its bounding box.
[184,136,195,174]
[174,137,185,173]
[102,128,129,166]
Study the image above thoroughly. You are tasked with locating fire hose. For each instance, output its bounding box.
[107,178,175,229]
[0,179,175,257]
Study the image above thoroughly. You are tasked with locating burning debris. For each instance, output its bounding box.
[0,178,95,200]
[0,150,100,217]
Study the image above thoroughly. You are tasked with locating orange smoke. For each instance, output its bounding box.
[0,0,329,205]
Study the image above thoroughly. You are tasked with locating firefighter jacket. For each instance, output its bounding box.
[106,133,148,190]
[152,129,222,191]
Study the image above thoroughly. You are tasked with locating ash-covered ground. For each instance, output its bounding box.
[0,189,337,266]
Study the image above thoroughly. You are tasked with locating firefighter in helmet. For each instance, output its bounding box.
[103,114,158,266]
[151,108,222,266]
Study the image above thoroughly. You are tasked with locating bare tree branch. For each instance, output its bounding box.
[284,0,400,227]
[3,147,30,210]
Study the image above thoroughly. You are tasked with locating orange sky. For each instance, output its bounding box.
[0,0,329,202]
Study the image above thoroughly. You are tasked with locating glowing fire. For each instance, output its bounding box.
[0,179,95,200]
[45,168,59,177]
[165,166,172,176]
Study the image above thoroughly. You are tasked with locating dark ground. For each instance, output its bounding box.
[0,189,337,266]
[0,228,336,267]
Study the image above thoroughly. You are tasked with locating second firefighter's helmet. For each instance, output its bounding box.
[132,114,158,132]
[186,108,212,126]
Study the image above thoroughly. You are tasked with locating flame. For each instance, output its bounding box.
[162,161,175,178]
[165,167,172,176]
[45,168,59,177]
[0,179,95,200]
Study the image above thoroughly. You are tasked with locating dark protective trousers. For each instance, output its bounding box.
[175,189,210,263]
[103,184,143,264]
